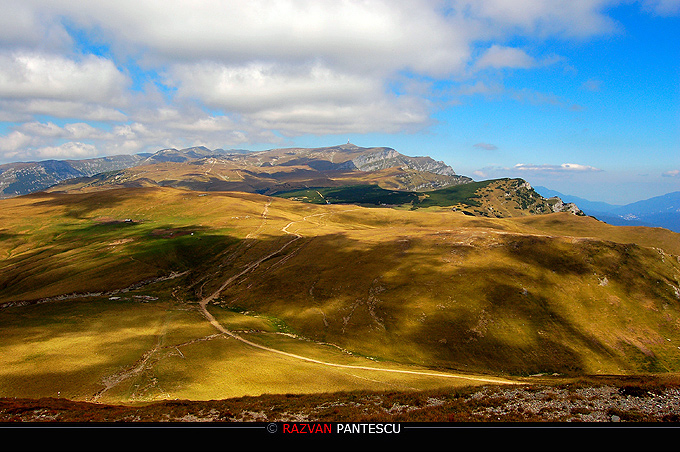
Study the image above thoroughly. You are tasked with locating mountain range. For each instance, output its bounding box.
[0,144,467,198]
[1,143,590,222]
[534,186,680,233]
[0,146,236,198]
[6,143,678,230]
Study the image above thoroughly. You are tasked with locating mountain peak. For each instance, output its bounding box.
[324,142,364,152]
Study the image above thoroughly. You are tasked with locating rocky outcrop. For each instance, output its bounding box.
[549,197,585,215]
[505,180,584,216]
[337,148,458,176]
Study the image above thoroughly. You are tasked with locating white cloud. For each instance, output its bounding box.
[18,121,64,138]
[0,1,666,162]
[250,97,430,136]
[475,45,536,70]
[640,0,680,16]
[662,169,680,177]
[456,0,621,39]
[169,62,381,113]
[119,1,471,76]
[0,99,128,122]
[0,51,130,122]
[0,131,35,153]
[0,2,72,51]
[0,52,129,104]
[34,141,98,159]
[17,121,111,141]
[514,163,603,172]
[166,61,431,134]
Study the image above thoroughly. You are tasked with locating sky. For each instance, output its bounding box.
[0,0,678,205]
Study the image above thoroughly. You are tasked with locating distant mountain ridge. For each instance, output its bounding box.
[0,146,244,198]
[0,144,590,221]
[240,143,459,178]
[0,154,147,198]
[534,186,680,232]
[1,144,468,198]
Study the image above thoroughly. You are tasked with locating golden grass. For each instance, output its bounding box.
[0,298,171,400]
[1,186,679,404]
[0,294,511,404]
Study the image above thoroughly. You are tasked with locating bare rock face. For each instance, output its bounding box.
[337,147,458,176]
[549,197,585,216]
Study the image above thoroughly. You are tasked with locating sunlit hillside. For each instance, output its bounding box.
[1,186,679,404]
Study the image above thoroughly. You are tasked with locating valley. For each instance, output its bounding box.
[1,187,532,403]
[0,145,679,423]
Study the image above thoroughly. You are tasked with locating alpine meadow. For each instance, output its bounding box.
[0,1,679,450]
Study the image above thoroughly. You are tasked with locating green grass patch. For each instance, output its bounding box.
[275,185,419,206]
[275,180,498,210]
[414,180,495,208]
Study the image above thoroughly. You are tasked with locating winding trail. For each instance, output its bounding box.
[245,200,271,239]
[197,200,518,386]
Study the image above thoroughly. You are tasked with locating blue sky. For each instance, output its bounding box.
[0,1,677,204]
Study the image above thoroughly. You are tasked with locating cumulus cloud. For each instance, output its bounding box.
[475,45,536,70]
[18,121,111,141]
[0,51,130,122]
[0,131,35,153]
[33,141,98,159]
[169,62,381,113]
[0,3,72,52]
[0,52,129,104]
[662,169,680,177]
[457,0,621,38]
[0,99,128,122]
[85,0,475,76]
[250,96,431,136]
[514,163,603,172]
[0,1,660,162]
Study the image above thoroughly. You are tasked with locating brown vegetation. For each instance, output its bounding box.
[2,375,679,423]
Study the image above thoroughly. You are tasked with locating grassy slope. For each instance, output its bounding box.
[274,178,566,218]
[1,186,680,403]
[49,158,465,196]
[274,181,493,207]
[215,204,680,376]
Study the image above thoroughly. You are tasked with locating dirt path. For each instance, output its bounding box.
[245,199,271,239]
[90,343,162,402]
[204,158,216,176]
[90,331,226,402]
[0,270,190,309]
[198,299,513,385]
[197,201,518,386]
